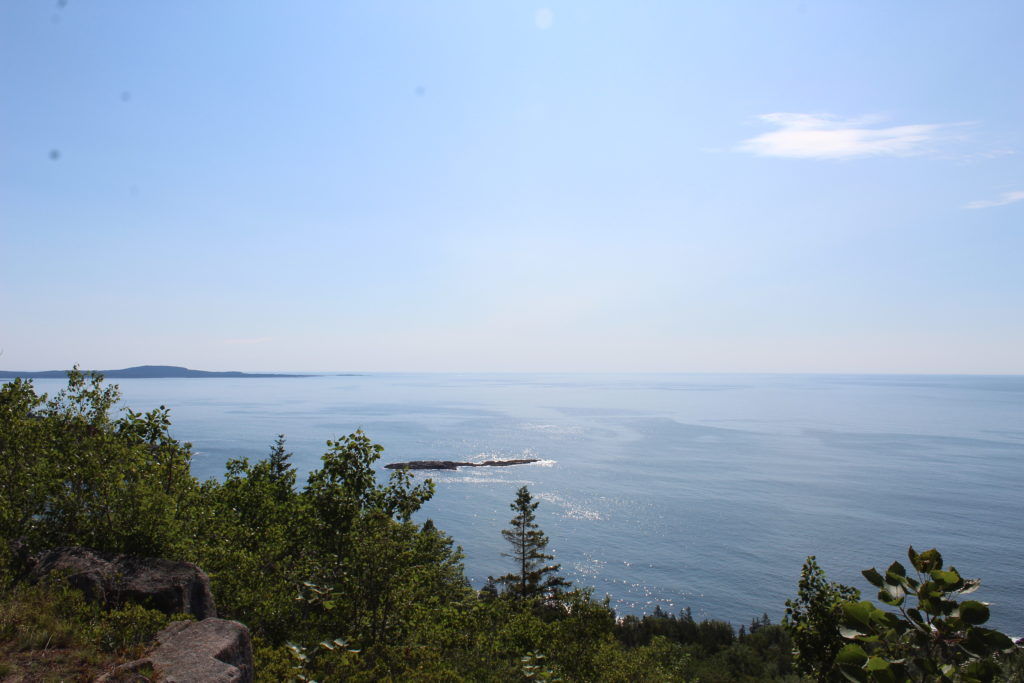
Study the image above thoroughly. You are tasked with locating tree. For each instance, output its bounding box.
[303,429,436,570]
[784,555,861,682]
[192,434,312,642]
[0,369,197,562]
[837,547,1016,683]
[194,429,457,650]
[494,486,569,600]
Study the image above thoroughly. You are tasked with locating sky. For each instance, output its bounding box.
[2,1,1022,373]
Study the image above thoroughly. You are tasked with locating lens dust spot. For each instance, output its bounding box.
[534,8,554,30]
[49,149,61,161]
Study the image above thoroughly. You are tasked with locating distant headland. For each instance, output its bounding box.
[0,365,312,379]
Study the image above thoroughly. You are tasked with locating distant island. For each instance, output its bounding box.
[385,458,540,471]
[0,365,309,379]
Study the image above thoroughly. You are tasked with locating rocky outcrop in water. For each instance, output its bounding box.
[385,458,540,470]
[29,546,216,620]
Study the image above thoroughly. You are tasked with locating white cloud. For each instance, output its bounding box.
[963,190,1024,209]
[737,113,960,160]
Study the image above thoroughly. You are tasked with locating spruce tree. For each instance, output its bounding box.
[495,485,569,600]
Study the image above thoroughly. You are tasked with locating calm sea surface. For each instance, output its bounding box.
[30,373,1024,633]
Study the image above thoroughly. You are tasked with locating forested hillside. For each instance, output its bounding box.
[1,371,1019,681]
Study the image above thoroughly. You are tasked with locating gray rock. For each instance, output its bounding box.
[96,618,254,683]
[30,546,216,619]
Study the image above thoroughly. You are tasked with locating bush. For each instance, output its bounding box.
[838,547,1016,683]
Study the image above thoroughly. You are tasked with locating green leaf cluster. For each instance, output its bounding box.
[836,547,1017,683]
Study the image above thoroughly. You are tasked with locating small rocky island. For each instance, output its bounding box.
[385,459,539,471]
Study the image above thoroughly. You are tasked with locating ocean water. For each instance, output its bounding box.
[28,373,1024,633]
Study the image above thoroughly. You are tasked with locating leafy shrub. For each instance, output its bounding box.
[0,370,197,563]
[837,547,1016,683]
[94,603,189,654]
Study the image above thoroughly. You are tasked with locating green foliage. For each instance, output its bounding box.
[252,638,299,682]
[592,634,698,682]
[302,430,439,581]
[615,606,738,654]
[184,426,466,655]
[995,646,1024,682]
[494,486,570,601]
[2,371,910,682]
[189,435,313,642]
[0,369,197,563]
[611,607,800,682]
[521,651,562,681]
[0,582,84,652]
[837,546,1016,683]
[94,603,192,654]
[184,426,472,680]
[305,430,436,533]
[0,580,184,680]
[280,637,362,682]
[784,555,861,681]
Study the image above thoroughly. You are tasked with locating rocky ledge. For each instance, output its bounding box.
[29,546,216,620]
[385,458,539,470]
[97,619,253,683]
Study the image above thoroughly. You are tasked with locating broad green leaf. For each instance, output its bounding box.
[961,627,1010,657]
[836,643,868,666]
[975,627,1014,651]
[840,626,866,639]
[870,666,898,683]
[919,592,941,615]
[878,583,905,606]
[843,601,876,630]
[958,600,989,625]
[862,567,885,587]
[837,664,868,683]
[930,568,962,590]
[865,656,890,671]
[915,548,943,572]
[884,561,906,585]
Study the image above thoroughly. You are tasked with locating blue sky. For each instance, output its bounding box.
[2,1,1022,373]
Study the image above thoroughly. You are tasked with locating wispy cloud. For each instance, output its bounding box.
[963,190,1024,209]
[737,113,962,160]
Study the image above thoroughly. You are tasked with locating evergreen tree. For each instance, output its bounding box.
[494,486,569,600]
